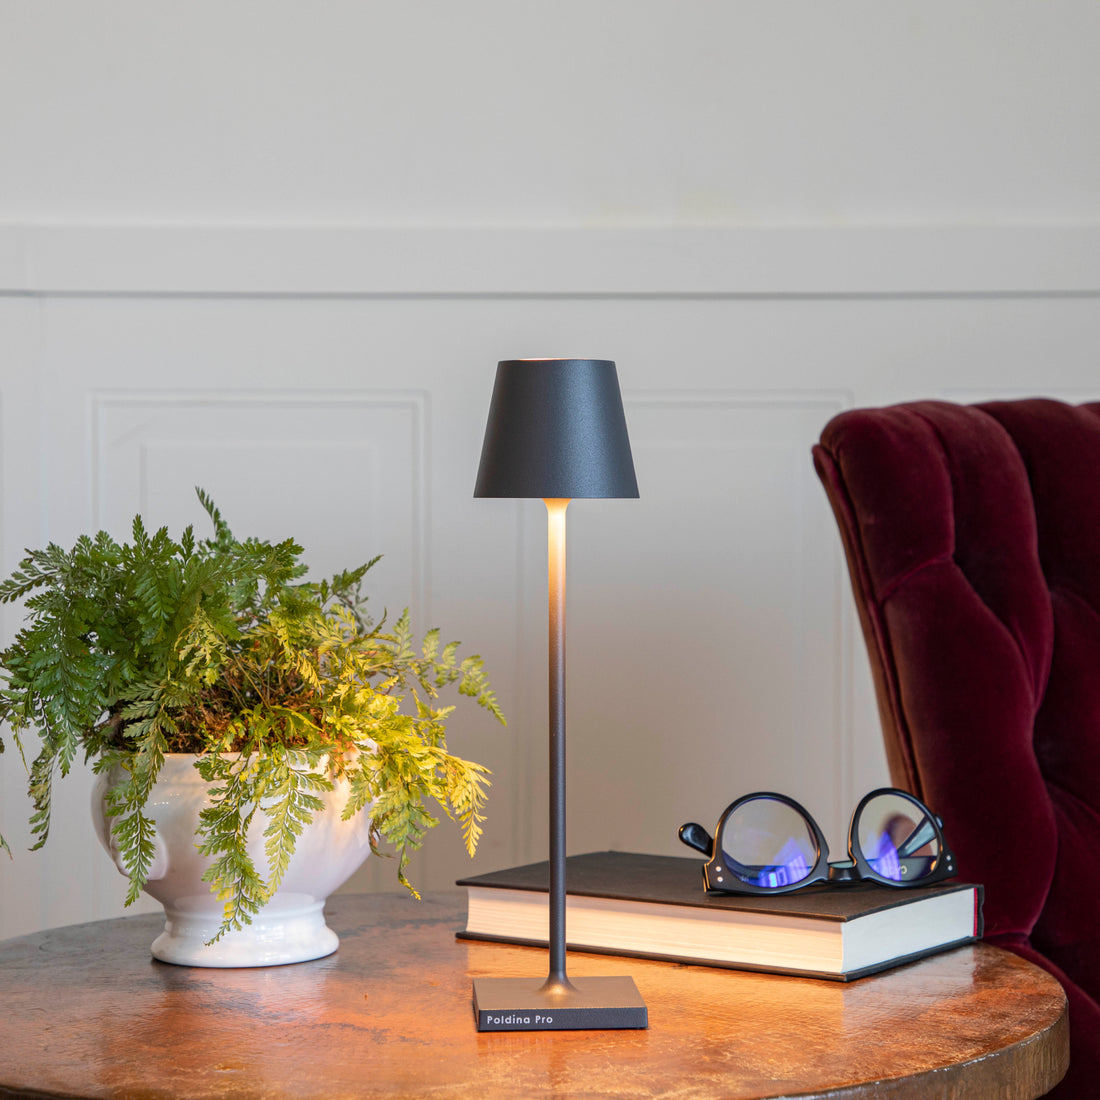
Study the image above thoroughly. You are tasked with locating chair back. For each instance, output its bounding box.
[813,398,1100,1001]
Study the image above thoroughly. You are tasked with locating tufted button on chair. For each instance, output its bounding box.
[813,398,1100,1098]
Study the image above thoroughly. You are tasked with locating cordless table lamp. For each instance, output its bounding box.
[472,358,647,1031]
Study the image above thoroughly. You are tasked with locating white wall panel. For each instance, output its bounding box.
[0,297,46,938]
[91,391,427,617]
[563,393,851,853]
[1,240,1099,939]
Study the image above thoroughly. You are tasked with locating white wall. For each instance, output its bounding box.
[2,2,1099,940]
[4,2,1100,226]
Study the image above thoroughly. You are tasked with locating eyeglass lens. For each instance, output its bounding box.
[855,792,939,882]
[716,798,817,889]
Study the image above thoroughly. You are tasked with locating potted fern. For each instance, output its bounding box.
[0,490,503,966]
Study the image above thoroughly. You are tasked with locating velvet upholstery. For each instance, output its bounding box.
[813,399,1100,1097]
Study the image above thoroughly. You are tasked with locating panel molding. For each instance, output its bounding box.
[2,224,1100,297]
[87,389,430,619]
[624,389,854,821]
[626,389,852,413]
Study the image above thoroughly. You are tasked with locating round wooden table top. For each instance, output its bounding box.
[0,892,1068,1100]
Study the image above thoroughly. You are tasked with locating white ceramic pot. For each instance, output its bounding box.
[91,753,373,968]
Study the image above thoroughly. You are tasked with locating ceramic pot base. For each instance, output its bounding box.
[152,898,338,968]
[92,754,373,969]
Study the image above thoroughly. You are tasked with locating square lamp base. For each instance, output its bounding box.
[472,975,648,1031]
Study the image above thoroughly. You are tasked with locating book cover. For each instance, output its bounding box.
[458,850,984,981]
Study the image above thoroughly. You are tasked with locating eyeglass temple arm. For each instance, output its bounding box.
[678,822,714,858]
[897,813,944,859]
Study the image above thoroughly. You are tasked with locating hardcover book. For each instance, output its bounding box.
[457,850,984,981]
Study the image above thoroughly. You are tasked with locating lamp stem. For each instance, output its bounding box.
[543,498,573,993]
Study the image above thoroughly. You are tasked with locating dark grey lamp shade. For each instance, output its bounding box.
[474,359,639,499]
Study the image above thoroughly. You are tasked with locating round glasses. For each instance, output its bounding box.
[678,788,956,895]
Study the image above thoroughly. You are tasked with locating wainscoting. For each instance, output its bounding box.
[2,224,1098,939]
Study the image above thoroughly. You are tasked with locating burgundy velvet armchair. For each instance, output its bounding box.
[813,398,1100,1098]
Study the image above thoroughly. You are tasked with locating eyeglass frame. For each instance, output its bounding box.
[678,787,957,895]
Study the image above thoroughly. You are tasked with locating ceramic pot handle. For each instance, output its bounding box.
[106,824,170,883]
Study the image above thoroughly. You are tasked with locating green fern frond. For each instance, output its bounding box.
[261,756,328,895]
[457,656,505,725]
[445,756,492,856]
[26,747,56,850]
[196,757,268,941]
[109,807,161,906]
[195,487,232,546]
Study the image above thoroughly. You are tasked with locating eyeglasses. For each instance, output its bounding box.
[678,787,956,895]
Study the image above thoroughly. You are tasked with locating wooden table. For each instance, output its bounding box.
[0,893,1068,1099]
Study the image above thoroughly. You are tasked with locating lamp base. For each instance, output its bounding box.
[472,975,648,1031]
